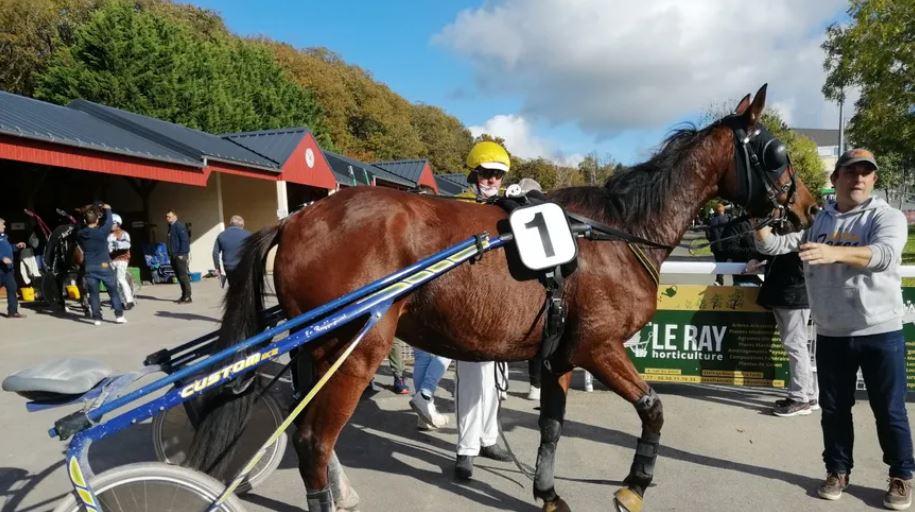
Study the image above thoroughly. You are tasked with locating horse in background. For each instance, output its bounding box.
[189,85,819,511]
[41,205,101,315]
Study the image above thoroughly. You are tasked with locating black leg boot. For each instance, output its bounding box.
[306,488,334,512]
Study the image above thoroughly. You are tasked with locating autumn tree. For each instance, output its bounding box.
[0,0,97,95]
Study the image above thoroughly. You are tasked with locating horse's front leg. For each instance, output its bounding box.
[534,367,573,512]
[588,350,664,512]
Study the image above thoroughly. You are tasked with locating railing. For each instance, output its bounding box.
[659,261,915,277]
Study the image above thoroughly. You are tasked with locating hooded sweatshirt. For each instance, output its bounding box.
[755,197,907,337]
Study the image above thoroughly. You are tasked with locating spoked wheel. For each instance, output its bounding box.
[152,393,288,494]
[52,462,247,512]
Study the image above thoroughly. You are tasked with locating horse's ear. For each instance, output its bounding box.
[734,94,752,115]
[744,83,768,126]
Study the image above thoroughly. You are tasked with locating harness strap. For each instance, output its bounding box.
[540,267,567,371]
[566,212,674,250]
[627,244,659,287]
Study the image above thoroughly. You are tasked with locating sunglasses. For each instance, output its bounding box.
[476,168,506,180]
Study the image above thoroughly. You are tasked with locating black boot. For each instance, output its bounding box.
[455,455,474,480]
[480,443,512,462]
[306,488,334,512]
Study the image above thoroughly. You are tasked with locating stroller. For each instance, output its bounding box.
[143,243,176,284]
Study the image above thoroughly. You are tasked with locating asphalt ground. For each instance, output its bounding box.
[0,276,910,512]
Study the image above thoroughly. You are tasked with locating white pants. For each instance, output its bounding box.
[456,360,503,456]
[111,260,134,304]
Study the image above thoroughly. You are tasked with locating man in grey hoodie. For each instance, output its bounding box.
[754,148,913,510]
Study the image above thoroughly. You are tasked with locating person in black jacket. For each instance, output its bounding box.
[165,209,192,303]
[0,217,26,318]
[720,216,763,286]
[78,205,126,325]
[750,252,817,417]
[706,203,731,285]
[212,214,250,287]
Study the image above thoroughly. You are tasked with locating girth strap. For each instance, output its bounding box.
[540,266,567,372]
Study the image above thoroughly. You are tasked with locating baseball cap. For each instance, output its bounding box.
[836,148,878,171]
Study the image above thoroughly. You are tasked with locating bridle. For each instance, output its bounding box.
[720,114,798,231]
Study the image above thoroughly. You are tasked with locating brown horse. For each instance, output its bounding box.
[189,85,818,511]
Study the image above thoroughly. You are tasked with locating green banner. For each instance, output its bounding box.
[627,285,915,390]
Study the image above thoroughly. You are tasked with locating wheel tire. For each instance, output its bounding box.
[152,393,287,494]
[53,461,247,512]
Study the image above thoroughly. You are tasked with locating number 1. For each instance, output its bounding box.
[524,212,555,257]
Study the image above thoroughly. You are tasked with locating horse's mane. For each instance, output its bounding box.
[550,125,709,227]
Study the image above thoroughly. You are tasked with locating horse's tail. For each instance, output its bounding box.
[184,223,282,481]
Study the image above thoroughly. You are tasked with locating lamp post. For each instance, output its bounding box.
[838,88,845,155]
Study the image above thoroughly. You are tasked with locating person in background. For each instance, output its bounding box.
[722,213,763,286]
[78,205,125,325]
[108,214,134,310]
[388,339,411,395]
[706,203,731,285]
[748,252,818,416]
[212,214,251,287]
[410,348,451,430]
[165,209,192,303]
[0,217,26,318]
[453,140,514,480]
[754,148,913,509]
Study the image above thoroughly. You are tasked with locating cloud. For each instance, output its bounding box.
[435,0,849,136]
[469,114,584,167]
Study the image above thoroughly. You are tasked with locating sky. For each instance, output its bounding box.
[186,0,853,167]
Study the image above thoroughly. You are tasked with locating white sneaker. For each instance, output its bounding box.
[115,316,127,324]
[93,320,101,326]
[583,371,594,392]
[527,386,541,401]
[410,394,448,429]
[499,390,508,400]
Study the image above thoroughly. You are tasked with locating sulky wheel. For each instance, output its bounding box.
[152,392,287,494]
[53,461,247,512]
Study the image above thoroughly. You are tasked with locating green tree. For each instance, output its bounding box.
[33,1,330,141]
[578,151,618,185]
[759,113,827,200]
[509,157,558,190]
[822,0,915,205]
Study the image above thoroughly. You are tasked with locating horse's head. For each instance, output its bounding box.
[712,84,818,233]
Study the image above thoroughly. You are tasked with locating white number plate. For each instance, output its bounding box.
[508,203,577,271]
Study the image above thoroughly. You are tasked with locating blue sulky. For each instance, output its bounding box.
[4,233,508,511]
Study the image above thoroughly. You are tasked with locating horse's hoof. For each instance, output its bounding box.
[542,497,571,512]
[613,487,643,512]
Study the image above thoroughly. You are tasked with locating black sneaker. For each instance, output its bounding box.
[773,398,812,417]
[884,477,913,510]
[392,376,410,395]
[479,444,512,462]
[455,455,474,480]
[817,472,849,500]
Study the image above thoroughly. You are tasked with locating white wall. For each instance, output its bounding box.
[220,173,280,233]
[148,178,223,274]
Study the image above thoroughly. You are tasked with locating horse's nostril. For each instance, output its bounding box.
[808,205,820,218]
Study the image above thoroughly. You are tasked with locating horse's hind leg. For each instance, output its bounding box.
[534,368,573,512]
[291,313,398,512]
[587,351,663,512]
